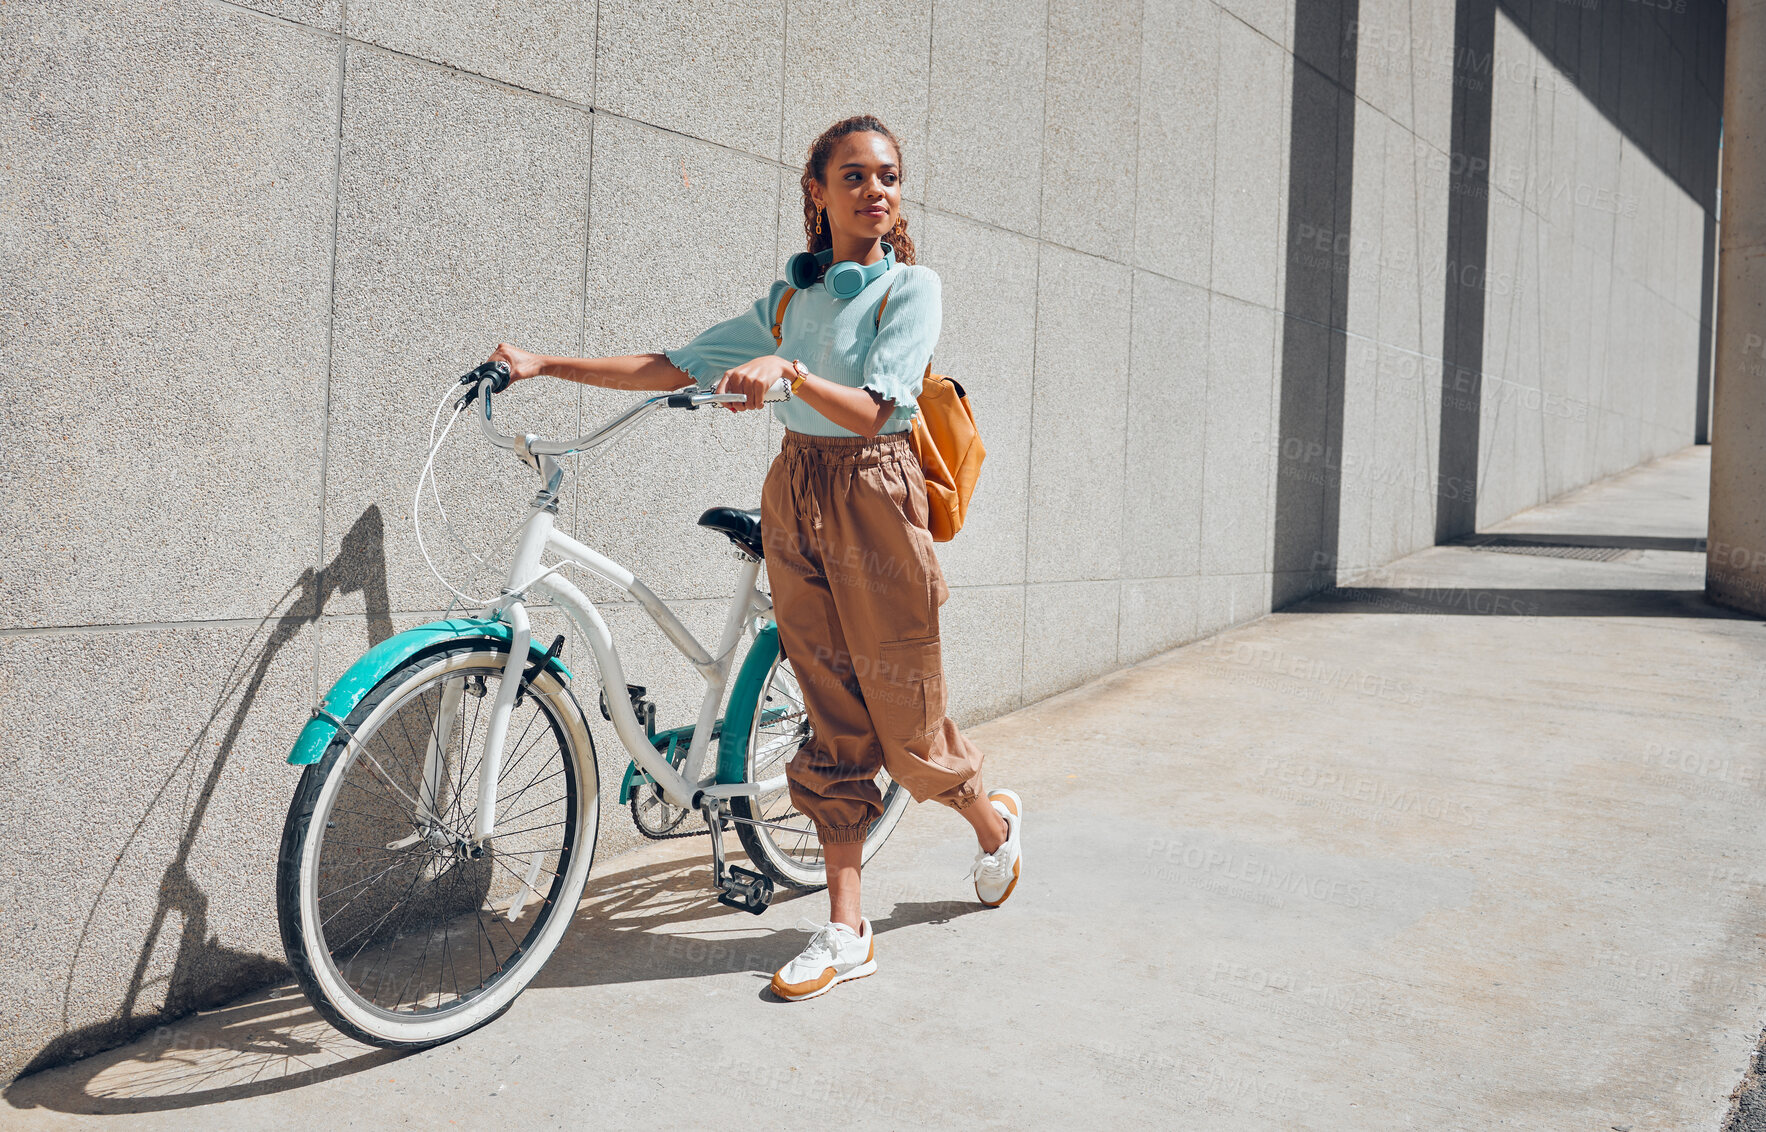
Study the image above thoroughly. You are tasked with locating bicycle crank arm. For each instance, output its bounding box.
[692,774,787,801]
[700,800,774,915]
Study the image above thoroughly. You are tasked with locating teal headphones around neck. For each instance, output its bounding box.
[786,242,896,299]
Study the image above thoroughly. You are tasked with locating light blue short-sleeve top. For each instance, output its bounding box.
[664,261,941,437]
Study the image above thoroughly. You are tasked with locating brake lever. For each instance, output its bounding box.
[455,360,511,410]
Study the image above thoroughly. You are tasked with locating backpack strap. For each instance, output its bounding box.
[771,287,796,347]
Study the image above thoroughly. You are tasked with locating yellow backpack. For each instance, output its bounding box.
[770,284,985,542]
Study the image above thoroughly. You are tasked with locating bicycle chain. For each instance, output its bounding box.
[627,783,705,840]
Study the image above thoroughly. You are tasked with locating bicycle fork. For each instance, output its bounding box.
[390,606,528,854]
[465,502,554,846]
[472,602,531,843]
[417,676,461,828]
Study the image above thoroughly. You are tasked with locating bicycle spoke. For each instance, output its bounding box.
[496,731,554,795]
[349,745,427,817]
[316,854,417,910]
[456,740,565,835]
[332,852,435,966]
[334,732,418,817]
[392,901,440,1012]
[446,684,536,827]
[489,705,545,786]
[486,853,560,912]
[302,652,581,1027]
[358,856,462,1004]
[447,690,485,830]
[487,818,568,841]
[476,770,567,831]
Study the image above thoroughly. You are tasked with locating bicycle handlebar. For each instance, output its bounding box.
[457,361,788,458]
[456,359,513,403]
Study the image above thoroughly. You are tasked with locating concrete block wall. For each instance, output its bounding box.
[0,0,1722,1081]
[1467,4,1716,531]
[1313,0,1722,580]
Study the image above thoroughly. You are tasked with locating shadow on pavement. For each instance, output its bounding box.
[1,984,403,1116]
[8,506,397,1101]
[533,852,984,989]
[1447,533,1709,554]
[5,847,978,1115]
[1291,587,1760,619]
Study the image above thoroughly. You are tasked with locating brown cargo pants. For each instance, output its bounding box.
[760,428,986,845]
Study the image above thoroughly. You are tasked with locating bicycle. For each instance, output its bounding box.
[277,360,909,1047]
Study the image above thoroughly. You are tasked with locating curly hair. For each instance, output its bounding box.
[799,115,918,267]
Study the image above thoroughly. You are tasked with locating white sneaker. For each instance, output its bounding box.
[969,788,1022,907]
[770,917,876,1001]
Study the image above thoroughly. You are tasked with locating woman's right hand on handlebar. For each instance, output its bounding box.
[487,343,545,385]
[716,356,791,412]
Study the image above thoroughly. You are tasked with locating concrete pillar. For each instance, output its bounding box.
[1707,0,1766,614]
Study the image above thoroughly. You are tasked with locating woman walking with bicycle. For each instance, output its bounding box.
[487,115,1022,1002]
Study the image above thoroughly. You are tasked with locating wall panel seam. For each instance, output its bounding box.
[1019,0,1055,710]
[312,3,348,701]
[1116,0,1148,664]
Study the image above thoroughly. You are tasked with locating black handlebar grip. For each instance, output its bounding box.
[454,360,513,408]
[458,359,513,392]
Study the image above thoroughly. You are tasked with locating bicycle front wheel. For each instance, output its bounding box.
[732,635,910,889]
[277,643,598,1048]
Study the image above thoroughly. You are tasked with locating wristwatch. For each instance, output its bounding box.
[788,358,811,396]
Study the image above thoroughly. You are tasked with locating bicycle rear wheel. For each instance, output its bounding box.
[732,637,910,889]
[277,643,598,1048]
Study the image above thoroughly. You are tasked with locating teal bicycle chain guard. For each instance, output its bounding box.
[288,618,574,766]
[619,724,696,804]
[618,622,787,801]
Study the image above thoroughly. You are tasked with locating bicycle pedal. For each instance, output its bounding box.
[715,865,774,916]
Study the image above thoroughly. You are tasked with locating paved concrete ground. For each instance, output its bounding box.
[8,445,1765,1130]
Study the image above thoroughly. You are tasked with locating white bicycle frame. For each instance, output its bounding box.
[443,377,788,844]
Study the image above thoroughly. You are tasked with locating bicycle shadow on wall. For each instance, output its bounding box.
[5,507,406,1116]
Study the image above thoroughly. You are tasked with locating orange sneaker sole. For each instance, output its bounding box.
[770,962,877,1002]
[978,789,1022,907]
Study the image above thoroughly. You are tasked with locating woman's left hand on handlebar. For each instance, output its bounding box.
[717,356,792,411]
[487,342,546,385]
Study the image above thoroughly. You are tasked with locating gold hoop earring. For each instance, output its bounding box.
[815,208,822,236]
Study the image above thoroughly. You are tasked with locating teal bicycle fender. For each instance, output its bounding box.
[714,623,782,786]
[288,618,573,766]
